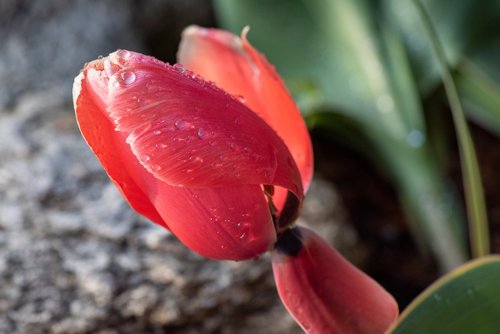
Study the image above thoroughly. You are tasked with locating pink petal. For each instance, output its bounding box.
[272,226,399,334]
[178,26,314,200]
[88,50,303,202]
[73,62,166,228]
[152,182,276,260]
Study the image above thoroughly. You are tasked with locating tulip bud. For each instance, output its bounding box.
[73,49,304,260]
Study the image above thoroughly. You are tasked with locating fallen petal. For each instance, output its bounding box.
[272,226,399,333]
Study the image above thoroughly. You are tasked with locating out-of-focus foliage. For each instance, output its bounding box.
[213,0,500,271]
[390,256,500,333]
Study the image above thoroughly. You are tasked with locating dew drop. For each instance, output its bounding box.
[151,164,162,171]
[155,143,167,149]
[192,74,204,85]
[189,156,204,163]
[103,59,115,76]
[140,154,150,162]
[236,95,246,104]
[116,49,131,60]
[153,130,162,135]
[120,71,136,85]
[175,119,188,130]
[173,64,185,73]
[197,128,206,139]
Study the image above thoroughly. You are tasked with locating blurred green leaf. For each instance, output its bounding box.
[384,0,500,95]
[215,0,468,271]
[411,0,489,258]
[456,61,500,136]
[390,256,500,334]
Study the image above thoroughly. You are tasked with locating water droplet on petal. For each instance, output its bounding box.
[192,74,204,85]
[116,49,131,60]
[173,64,185,73]
[120,71,136,85]
[197,128,206,139]
[150,164,162,171]
[175,119,188,130]
[139,154,150,162]
[155,143,167,149]
[236,95,246,104]
[153,130,162,135]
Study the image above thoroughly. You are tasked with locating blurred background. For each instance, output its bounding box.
[1,0,500,333]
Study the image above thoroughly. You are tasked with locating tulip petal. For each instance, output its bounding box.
[151,182,276,260]
[178,26,313,195]
[84,50,303,203]
[74,68,166,228]
[272,226,399,334]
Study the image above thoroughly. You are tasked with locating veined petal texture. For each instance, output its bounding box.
[272,226,399,333]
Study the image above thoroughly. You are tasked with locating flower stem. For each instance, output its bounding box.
[412,0,489,257]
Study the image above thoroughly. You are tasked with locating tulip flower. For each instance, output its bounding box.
[73,25,397,333]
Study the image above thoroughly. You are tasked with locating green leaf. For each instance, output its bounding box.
[390,256,500,334]
[384,0,500,95]
[456,60,500,136]
[411,0,489,258]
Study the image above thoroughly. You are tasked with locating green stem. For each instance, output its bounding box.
[412,0,489,257]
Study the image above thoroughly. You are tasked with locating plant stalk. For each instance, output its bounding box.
[412,0,490,258]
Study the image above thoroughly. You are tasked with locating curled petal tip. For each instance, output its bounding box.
[272,226,399,334]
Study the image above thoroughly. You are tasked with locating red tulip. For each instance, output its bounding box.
[73,28,310,260]
[74,26,398,333]
[272,226,399,333]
